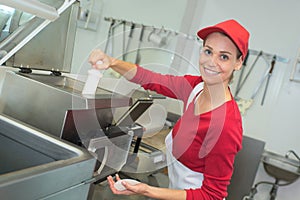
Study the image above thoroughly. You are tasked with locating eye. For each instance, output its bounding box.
[203,49,212,56]
[220,54,229,60]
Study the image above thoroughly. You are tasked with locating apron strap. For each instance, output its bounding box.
[186,82,204,111]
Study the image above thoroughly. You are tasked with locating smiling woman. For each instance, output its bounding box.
[89,19,250,200]
[199,32,243,87]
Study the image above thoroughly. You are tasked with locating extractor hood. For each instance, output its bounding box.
[0,0,77,72]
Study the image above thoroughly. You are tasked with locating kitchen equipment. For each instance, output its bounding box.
[104,19,115,55]
[0,0,59,21]
[0,2,167,200]
[261,55,276,105]
[0,9,10,38]
[122,21,126,60]
[244,150,300,200]
[0,49,6,59]
[136,103,167,136]
[104,19,123,56]
[0,113,96,200]
[236,54,269,115]
[0,0,142,190]
[0,0,77,68]
[227,136,265,200]
[236,53,278,114]
[8,9,22,34]
[135,25,145,65]
[148,27,168,47]
[0,68,154,195]
[60,108,146,183]
[0,71,132,137]
[124,22,135,61]
[262,151,300,183]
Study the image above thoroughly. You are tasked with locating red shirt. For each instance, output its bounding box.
[131,66,243,200]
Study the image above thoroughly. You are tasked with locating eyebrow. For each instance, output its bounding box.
[204,45,233,55]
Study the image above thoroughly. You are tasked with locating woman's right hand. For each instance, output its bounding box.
[88,49,116,70]
[88,49,137,80]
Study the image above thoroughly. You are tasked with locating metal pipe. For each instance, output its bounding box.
[285,150,300,162]
[104,16,198,41]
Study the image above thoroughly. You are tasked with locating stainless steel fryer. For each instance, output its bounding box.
[0,113,96,200]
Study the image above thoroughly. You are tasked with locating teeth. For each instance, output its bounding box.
[203,66,220,75]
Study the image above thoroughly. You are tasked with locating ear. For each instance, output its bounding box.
[234,56,243,71]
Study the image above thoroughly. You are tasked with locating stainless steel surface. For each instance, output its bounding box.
[121,153,167,179]
[0,0,59,21]
[60,108,140,179]
[121,130,168,181]
[262,150,300,183]
[0,0,78,71]
[227,136,265,200]
[0,113,96,200]
[5,2,78,72]
[0,71,131,137]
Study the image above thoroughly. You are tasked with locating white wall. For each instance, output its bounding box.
[71,0,187,74]
[72,0,300,199]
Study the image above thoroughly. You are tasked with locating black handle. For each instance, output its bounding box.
[128,23,135,38]
[139,25,145,41]
[269,55,276,74]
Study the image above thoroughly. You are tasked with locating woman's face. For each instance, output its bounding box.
[199,32,243,86]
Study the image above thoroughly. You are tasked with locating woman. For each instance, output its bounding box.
[89,19,249,200]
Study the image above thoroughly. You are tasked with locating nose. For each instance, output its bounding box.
[210,54,219,66]
[202,54,219,67]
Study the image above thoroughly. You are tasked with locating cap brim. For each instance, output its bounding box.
[197,27,227,40]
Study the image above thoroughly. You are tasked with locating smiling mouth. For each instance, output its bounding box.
[203,66,221,75]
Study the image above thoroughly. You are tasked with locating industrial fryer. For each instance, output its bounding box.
[0,0,157,199]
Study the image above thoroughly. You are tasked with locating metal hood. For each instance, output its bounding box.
[0,0,77,73]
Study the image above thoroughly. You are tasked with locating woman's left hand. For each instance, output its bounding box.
[107,174,149,195]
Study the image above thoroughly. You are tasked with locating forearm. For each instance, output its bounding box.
[143,185,186,200]
[88,49,137,80]
[110,59,137,80]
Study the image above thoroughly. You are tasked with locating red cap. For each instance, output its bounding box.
[197,19,249,59]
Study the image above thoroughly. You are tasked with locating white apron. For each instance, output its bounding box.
[165,82,226,200]
[165,132,204,189]
[165,82,204,189]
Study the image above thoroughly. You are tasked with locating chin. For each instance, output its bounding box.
[202,75,229,87]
